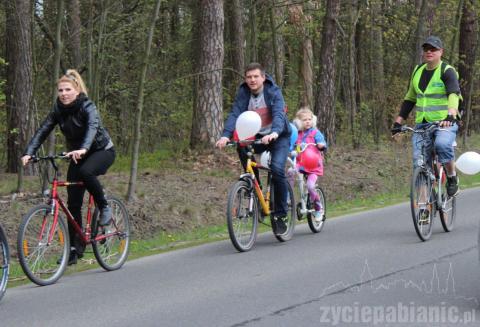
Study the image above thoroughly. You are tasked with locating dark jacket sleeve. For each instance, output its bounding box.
[399,100,416,120]
[442,68,461,95]
[267,84,287,135]
[79,100,100,151]
[222,87,249,138]
[24,112,57,156]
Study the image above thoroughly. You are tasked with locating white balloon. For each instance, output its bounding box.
[235,111,261,140]
[456,151,480,175]
[260,151,271,168]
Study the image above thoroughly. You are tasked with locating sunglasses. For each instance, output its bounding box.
[423,47,440,53]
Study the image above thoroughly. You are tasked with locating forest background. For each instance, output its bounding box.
[1,0,479,253]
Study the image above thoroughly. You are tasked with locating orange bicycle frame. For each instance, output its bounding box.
[245,157,271,215]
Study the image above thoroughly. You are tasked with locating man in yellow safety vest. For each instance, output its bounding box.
[392,36,461,197]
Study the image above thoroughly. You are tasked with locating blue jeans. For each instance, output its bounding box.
[238,135,290,217]
[412,123,458,167]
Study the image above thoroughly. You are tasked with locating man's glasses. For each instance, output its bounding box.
[423,47,440,53]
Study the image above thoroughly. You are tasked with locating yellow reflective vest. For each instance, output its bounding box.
[412,62,456,123]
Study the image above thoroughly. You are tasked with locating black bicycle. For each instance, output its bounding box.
[401,124,456,241]
[0,223,9,301]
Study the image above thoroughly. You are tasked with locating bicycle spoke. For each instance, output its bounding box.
[411,168,434,241]
[93,196,130,271]
[17,205,69,286]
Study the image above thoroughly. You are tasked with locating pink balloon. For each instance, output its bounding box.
[300,147,320,170]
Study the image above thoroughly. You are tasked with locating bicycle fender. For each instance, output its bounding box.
[239,174,254,189]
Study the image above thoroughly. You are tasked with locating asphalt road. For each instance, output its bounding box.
[1,188,480,326]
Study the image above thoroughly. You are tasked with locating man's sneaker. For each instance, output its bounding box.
[418,209,430,225]
[446,176,459,197]
[273,216,288,236]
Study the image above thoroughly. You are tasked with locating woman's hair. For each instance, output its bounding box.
[57,69,88,95]
[294,107,317,131]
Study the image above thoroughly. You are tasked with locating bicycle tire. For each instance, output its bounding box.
[17,204,69,286]
[0,224,9,301]
[439,170,456,232]
[92,196,130,271]
[226,180,258,252]
[271,182,296,242]
[307,186,326,233]
[410,167,434,241]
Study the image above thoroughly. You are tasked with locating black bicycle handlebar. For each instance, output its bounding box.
[226,139,264,147]
[29,152,70,163]
[400,122,441,134]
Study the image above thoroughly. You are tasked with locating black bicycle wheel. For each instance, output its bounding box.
[92,196,130,271]
[410,167,434,241]
[226,180,258,252]
[0,225,9,301]
[307,186,326,233]
[439,171,456,232]
[17,204,69,286]
[271,182,296,242]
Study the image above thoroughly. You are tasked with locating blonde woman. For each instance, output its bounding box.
[21,69,115,265]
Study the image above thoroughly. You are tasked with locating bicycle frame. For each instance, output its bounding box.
[287,156,311,216]
[243,150,272,216]
[413,125,448,209]
[41,157,113,246]
[287,143,321,217]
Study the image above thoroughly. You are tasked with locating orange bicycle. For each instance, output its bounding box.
[17,153,130,286]
[226,140,295,252]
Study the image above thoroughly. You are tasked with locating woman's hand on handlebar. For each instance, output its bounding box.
[66,149,87,164]
[21,155,31,166]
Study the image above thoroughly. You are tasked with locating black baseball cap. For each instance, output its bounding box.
[422,36,443,49]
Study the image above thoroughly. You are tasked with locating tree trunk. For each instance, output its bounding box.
[288,3,314,108]
[42,0,65,192]
[458,0,477,142]
[370,0,386,145]
[412,0,429,67]
[190,0,224,148]
[68,0,82,69]
[225,0,245,101]
[226,0,245,77]
[345,1,360,148]
[126,0,162,202]
[269,0,283,86]
[448,0,464,65]
[5,0,35,186]
[314,0,340,145]
[248,0,258,63]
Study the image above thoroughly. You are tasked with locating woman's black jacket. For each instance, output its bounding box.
[24,94,112,156]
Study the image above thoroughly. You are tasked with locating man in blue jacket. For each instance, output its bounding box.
[216,63,291,236]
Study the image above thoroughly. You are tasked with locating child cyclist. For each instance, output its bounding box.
[290,107,327,222]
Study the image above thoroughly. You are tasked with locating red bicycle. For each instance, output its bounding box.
[17,154,130,286]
